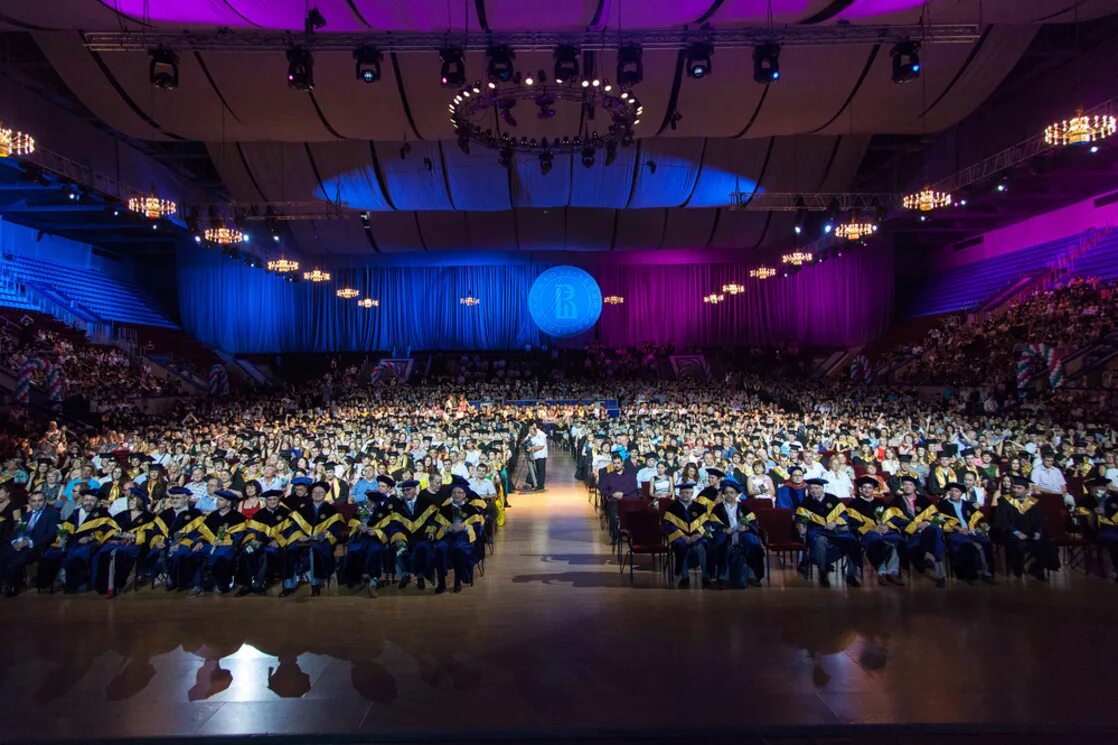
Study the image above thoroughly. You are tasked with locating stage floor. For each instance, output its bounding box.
[2,456,1117,743]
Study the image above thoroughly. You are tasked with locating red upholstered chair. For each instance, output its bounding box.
[617,499,652,560]
[743,497,774,512]
[1034,492,1090,572]
[641,480,652,500]
[620,509,670,584]
[753,507,806,585]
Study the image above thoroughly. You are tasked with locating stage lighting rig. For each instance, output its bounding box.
[354,46,382,83]
[304,7,327,33]
[286,47,314,91]
[553,45,580,84]
[617,45,643,87]
[890,39,920,84]
[440,47,466,87]
[685,42,713,79]
[753,43,780,83]
[487,45,516,83]
[148,47,179,90]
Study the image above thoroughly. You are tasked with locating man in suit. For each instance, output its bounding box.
[36,489,114,593]
[0,492,59,596]
[795,477,863,588]
[385,479,438,591]
[939,482,997,584]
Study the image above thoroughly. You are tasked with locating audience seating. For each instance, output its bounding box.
[0,254,177,328]
[620,510,671,585]
[754,508,806,586]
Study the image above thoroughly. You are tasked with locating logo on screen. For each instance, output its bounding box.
[528,266,603,338]
[554,284,576,320]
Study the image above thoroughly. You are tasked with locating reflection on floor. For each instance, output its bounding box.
[1,455,1116,743]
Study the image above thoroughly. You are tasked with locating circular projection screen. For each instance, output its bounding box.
[528,266,603,338]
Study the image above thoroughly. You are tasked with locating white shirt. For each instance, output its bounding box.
[723,504,739,530]
[450,462,471,480]
[108,497,129,516]
[1105,466,1118,489]
[1030,464,1067,494]
[635,466,657,485]
[259,476,287,492]
[529,431,548,460]
[469,477,497,498]
[827,470,854,499]
[964,485,987,507]
[802,462,827,480]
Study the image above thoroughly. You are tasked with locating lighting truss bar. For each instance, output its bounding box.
[927,97,1118,195]
[187,200,349,221]
[84,24,980,53]
[729,193,898,211]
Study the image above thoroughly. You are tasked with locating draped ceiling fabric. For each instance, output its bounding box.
[176,243,892,353]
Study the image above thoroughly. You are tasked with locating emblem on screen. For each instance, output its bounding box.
[528,266,603,338]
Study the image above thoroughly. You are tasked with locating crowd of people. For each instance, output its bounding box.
[881,277,1118,388]
[0,351,1115,599]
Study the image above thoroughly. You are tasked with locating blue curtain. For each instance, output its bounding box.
[176,246,543,353]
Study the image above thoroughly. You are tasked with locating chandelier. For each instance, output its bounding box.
[722,283,745,295]
[460,295,481,307]
[834,216,878,241]
[1044,108,1116,147]
[448,75,640,168]
[0,122,35,158]
[782,252,813,266]
[266,258,299,273]
[303,269,331,282]
[603,295,625,305]
[902,187,951,212]
[203,223,246,245]
[128,191,176,219]
[358,297,380,308]
[749,266,776,280]
[336,288,360,299]
[703,293,725,304]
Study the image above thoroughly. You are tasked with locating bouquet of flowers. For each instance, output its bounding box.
[357,503,371,524]
[930,513,946,527]
[56,523,72,548]
[13,519,28,540]
[873,506,885,524]
[211,524,227,554]
[452,505,464,525]
[975,521,990,537]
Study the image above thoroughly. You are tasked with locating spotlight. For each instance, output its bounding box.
[823,222,833,234]
[617,45,643,88]
[553,45,580,84]
[273,234,280,242]
[353,46,382,83]
[753,43,781,83]
[304,6,327,32]
[890,39,921,84]
[1090,145,1100,153]
[996,181,1008,193]
[148,47,179,90]
[498,145,514,169]
[685,42,713,79]
[487,45,515,83]
[286,47,314,91]
[581,147,595,168]
[539,149,553,175]
[440,47,466,87]
[194,235,202,243]
[535,94,557,119]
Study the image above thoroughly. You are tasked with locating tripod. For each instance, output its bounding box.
[512,447,539,492]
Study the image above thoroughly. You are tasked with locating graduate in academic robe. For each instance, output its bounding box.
[431,483,485,593]
[795,478,863,588]
[776,466,810,510]
[1085,478,1118,582]
[35,489,114,593]
[146,486,204,588]
[235,489,290,596]
[284,477,313,512]
[846,477,905,586]
[92,488,160,597]
[340,487,394,597]
[889,475,946,587]
[280,482,346,597]
[383,479,439,591]
[994,475,1060,580]
[928,449,959,497]
[887,455,926,497]
[662,482,718,588]
[707,479,765,587]
[174,489,248,596]
[938,482,997,584]
[696,469,723,511]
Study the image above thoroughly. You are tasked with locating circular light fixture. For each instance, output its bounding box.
[0,122,35,158]
[358,297,380,308]
[603,295,625,305]
[749,266,776,280]
[459,295,481,307]
[722,283,745,295]
[902,187,951,212]
[336,288,360,299]
[128,191,176,219]
[203,224,246,245]
[834,216,878,241]
[449,77,639,167]
[703,293,725,304]
[781,252,813,267]
[266,258,299,273]
[303,269,331,282]
[1044,108,1116,147]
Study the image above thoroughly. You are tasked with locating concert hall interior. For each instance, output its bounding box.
[1,1,1118,744]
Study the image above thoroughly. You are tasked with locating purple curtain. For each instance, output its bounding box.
[592,245,893,348]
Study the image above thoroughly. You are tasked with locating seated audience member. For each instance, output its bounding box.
[994,476,1060,581]
[938,482,997,585]
[662,482,717,588]
[795,478,863,588]
[708,479,764,588]
[36,488,113,593]
[0,492,59,596]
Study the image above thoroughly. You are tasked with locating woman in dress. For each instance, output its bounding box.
[650,461,674,500]
[746,460,776,503]
[238,480,263,520]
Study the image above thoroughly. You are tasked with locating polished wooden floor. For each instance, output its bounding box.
[2,455,1117,744]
